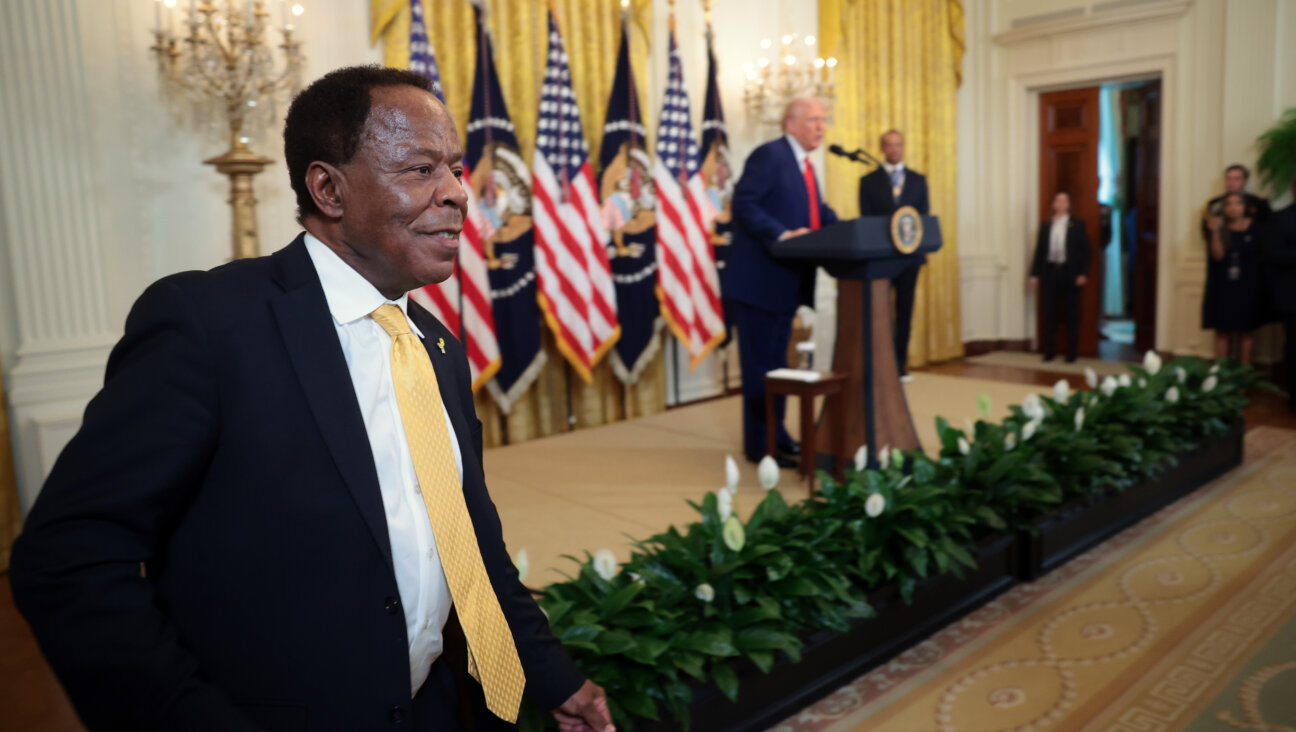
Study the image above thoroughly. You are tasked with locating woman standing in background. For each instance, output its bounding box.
[1203,192,1265,363]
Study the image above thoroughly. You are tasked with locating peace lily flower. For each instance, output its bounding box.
[757,455,780,490]
[1075,407,1086,431]
[1143,350,1162,375]
[717,488,734,522]
[1138,377,1147,388]
[1100,376,1117,398]
[957,436,970,455]
[853,445,869,471]
[724,455,740,493]
[1022,393,1045,422]
[1005,431,1018,451]
[1053,379,1071,403]
[722,516,746,552]
[593,549,618,582]
[1175,366,1187,384]
[628,571,646,586]
[865,492,886,518]
[514,549,530,583]
[1202,375,1218,393]
[1084,367,1098,389]
[694,583,715,603]
[976,393,993,418]
[878,445,891,470]
[1166,385,1179,404]
[1210,362,1221,374]
[1022,419,1038,441]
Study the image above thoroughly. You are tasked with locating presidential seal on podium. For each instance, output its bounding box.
[890,205,923,255]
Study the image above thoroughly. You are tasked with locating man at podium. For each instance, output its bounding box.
[857,130,929,381]
[724,97,838,466]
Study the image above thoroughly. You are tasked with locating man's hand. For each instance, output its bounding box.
[1206,215,1223,232]
[779,227,811,241]
[1075,275,1088,287]
[552,680,615,732]
[1028,276,1039,291]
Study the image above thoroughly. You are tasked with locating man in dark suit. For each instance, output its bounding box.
[1201,164,1271,242]
[1029,191,1092,362]
[723,97,838,466]
[1265,178,1296,413]
[857,129,929,381]
[10,66,612,732]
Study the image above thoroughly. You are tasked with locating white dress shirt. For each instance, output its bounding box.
[1049,215,1069,263]
[304,233,461,697]
[882,161,906,200]
[785,133,811,171]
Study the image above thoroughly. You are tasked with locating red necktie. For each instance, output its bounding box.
[803,158,821,231]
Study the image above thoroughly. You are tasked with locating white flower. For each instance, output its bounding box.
[592,549,618,582]
[957,437,970,455]
[716,489,733,522]
[1175,366,1187,384]
[1119,374,1132,388]
[628,571,646,586]
[1022,393,1045,421]
[724,455,740,493]
[1084,367,1098,389]
[853,445,868,471]
[1023,419,1038,441]
[1166,385,1179,404]
[878,445,891,470]
[1202,375,1218,393]
[1100,376,1117,398]
[722,516,746,552]
[1075,407,1086,431]
[1053,379,1071,403]
[1138,377,1147,388]
[514,549,530,583]
[1210,362,1221,374]
[1144,350,1162,375]
[757,455,780,490]
[865,492,886,518]
[694,583,715,602]
[1005,432,1018,451]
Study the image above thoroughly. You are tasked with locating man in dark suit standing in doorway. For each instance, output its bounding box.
[1030,191,1092,362]
[857,129,929,381]
[10,66,612,732]
[724,97,838,467]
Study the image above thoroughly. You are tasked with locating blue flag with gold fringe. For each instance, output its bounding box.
[598,13,661,385]
[700,19,736,343]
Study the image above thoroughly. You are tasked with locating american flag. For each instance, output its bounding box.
[405,0,502,391]
[654,30,724,368]
[531,12,619,383]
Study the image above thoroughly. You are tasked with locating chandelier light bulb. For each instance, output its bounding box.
[781,34,793,45]
[163,0,177,7]
[760,38,772,49]
[826,57,838,67]
[784,55,796,66]
[805,35,816,45]
[757,57,769,68]
[291,3,304,16]
[814,57,825,68]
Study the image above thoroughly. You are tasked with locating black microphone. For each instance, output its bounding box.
[828,144,881,166]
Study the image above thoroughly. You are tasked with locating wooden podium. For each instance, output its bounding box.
[770,215,942,470]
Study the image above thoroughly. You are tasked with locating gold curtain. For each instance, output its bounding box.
[820,0,965,368]
[1,384,21,572]
[371,0,666,447]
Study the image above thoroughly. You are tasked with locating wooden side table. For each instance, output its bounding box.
[764,371,847,494]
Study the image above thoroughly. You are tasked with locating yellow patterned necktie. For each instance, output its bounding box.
[370,304,525,722]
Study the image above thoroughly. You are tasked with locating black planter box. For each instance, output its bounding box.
[1016,420,1244,581]
[636,533,1019,732]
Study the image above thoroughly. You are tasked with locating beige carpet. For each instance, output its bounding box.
[485,373,1045,585]
[967,350,1134,377]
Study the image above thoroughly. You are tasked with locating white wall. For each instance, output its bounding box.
[957,0,1296,352]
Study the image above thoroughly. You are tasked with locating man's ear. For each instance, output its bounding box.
[305,161,346,219]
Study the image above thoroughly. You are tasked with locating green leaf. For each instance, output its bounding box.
[617,688,661,721]
[676,630,738,657]
[711,662,740,702]
[622,636,670,665]
[596,628,637,655]
[671,652,707,680]
[601,583,643,616]
[894,525,929,548]
[746,650,775,673]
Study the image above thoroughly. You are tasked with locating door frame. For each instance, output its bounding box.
[1019,63,1173,355]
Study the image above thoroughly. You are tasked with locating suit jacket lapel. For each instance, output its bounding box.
[270,237,395,572]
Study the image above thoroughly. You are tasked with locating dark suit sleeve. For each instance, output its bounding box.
[9,277,256,732]
[1265,214,1296,264]
[821,199,839,227]
[732,144,787,245]
[448,342,585,711]
[915,174,930,216]
[1030,225,1047,278]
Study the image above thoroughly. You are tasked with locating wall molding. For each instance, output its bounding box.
[993,0,1191,46]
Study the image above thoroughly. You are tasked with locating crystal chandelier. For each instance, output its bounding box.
[742,33,836,127]
[149,0,307,259]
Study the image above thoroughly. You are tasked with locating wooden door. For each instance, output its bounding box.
[1129,81,1161,353]
[1038,86,1101,357]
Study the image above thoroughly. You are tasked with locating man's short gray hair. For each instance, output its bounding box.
[781,96,827,130]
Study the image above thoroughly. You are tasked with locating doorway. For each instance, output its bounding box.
[1036,78,1161,362]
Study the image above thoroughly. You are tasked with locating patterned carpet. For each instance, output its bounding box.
[966,351,1134,378]
[773,426,1296,732]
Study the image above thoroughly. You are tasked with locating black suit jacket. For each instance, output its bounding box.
[1266,204,1296,314]
[723,137,838,315]
[10,236,583,731]
[1030,218,1092,281]
[857,165,930,218]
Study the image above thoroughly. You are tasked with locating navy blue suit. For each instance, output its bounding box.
[10,236,583,731]
[724,138,838,459]
[858,166,929,374]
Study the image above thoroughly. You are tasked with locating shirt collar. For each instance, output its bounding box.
[784,134,810,169]
[1052,214,1070,225]
[882,161,906,176]
[303,232,424,339]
